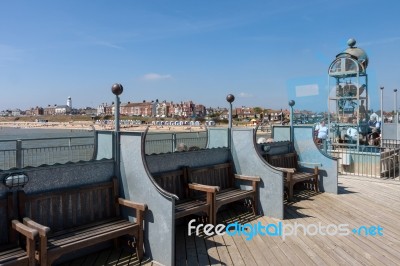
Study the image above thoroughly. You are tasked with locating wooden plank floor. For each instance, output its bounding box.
[60,175,400,265]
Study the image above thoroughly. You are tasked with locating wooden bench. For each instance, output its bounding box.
[0,193,38,266]
[266,152,319,200]
[187,162,260,225]
[152,169,218,223]
[17,177,147,266]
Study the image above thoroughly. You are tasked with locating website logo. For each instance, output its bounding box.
[188,220,383,240]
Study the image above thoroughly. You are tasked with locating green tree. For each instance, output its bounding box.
[253,107,262,118]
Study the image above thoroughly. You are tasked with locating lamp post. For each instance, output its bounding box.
[380,87,384,147]
[395,89,398,140]
[226,94,235,148]
[289,100,295,144]
[112,83,123,176]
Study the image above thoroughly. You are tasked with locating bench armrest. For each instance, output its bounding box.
[118,198,148,212]
[275,167,296,173]
[23,217,50,237]
[234,174,261,182]
[298,161,321,168]
[188,183,220,193]
[12,220,38,240]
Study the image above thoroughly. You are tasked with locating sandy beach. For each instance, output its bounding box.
[0,121,211,133]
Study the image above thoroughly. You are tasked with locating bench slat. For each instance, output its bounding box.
[19,177,146,265]
[266,152,318,200]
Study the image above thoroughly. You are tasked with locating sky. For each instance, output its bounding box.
[1,0,400,112]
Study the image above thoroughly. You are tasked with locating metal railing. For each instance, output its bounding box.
[323,142,399,179]
[145,132,208,154]
[0,136,95,170]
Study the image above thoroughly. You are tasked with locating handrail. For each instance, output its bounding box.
[0,136,94,143]
[0,135,96,170]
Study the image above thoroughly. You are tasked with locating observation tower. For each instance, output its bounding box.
[328,38,369,147]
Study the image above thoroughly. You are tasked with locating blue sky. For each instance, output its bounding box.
[1,0,400,112]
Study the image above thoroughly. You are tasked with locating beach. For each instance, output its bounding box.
[0,121,209,133]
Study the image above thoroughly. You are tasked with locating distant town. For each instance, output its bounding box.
[0,96,396,124]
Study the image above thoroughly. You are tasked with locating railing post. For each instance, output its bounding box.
[16,140,22,169]
[172,133,177,152]
[226,94,235,149]
[111,83,123,178]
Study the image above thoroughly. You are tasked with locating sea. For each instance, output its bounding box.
[0,127,93,140]
[0,127,208,169]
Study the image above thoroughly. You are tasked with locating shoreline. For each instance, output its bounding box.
[0,121,215,133]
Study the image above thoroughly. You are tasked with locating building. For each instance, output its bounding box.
[25,107,44,116]
[55,105,71,115]
[67,96,72,109]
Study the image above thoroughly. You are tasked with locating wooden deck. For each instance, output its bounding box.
[60,175,400,265]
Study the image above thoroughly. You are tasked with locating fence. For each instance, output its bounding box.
[323,141,399,179]
[0,136,95,170]
[145,132,208,154]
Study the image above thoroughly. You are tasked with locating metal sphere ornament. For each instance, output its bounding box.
[289,100,295,107]
[226,94,235,103]
[111,83,123,96]
[347,38,356,47]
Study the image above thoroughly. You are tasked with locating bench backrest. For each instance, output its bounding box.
[0,194,12,246]
[152,169,188,201]
[18,179,119,232]
[187,162,233,191]
[266,152,298,169]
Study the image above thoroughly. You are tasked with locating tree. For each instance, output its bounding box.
[253,107,262,118]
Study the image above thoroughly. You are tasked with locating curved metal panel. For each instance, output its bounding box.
[231,128,284,219]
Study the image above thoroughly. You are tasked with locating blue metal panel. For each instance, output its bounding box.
[146,148,230,173]
[0,160,114,197]
[119,132,175,266]
[231,128,284,219]
[207,128,228,148]
[272,126,291,141]
[293,126,338,194]
[95,131,113,160]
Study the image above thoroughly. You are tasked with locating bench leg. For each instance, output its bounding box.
[252,196,258,216]
[288,184,294,201]
[314,177,319,193]
[314,167,319,193]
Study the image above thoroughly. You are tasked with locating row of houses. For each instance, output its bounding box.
[0,95,320,122]
[96,100,207,118]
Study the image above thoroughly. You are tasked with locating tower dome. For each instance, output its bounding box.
[329,38,368,77]
[336,38,369,70]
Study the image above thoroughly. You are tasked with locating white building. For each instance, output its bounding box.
[67,96,72,108]
[55,105,71,115]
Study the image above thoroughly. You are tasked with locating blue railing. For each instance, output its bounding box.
[0,136,95,170]
[145,132,208,154]
[322,142,399,179]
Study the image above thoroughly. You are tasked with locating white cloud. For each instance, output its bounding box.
[142,73,173,81]
[238,92,253,98]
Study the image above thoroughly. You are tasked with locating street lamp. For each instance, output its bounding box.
[380,87,384,147]
[395,89,398,139]
[289,100,295,143]
[111,83,123,176]
[226,94,235,148]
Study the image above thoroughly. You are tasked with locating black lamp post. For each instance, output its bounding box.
[226,94,235,148]
[380,87,384,146]
[395,89,398,139]
[289,100,295,143]
[111,83,123,176]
